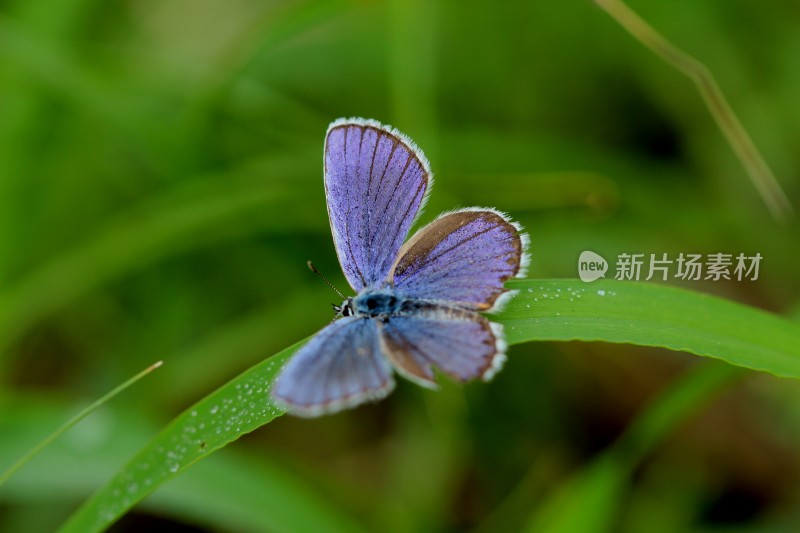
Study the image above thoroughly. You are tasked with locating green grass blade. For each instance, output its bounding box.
[0,400,365,533]
[56,342,297,533]
[594,0,794,223]
[500,279,800,377]
[522,363,741,533]
[610,365,743,467]
[58,280,800,532]
[0,361,162,487]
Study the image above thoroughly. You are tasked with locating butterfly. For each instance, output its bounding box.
[271,118,529,417]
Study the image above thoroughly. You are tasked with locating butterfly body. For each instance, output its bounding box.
[341,289,403,320]
[272,118,529,417]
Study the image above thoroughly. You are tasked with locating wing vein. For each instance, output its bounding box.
[406,224,497,274]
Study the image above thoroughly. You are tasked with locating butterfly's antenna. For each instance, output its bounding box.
[307,261,346,300]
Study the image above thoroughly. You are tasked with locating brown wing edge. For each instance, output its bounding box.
[389,207,530,312]
[377,307,508,387]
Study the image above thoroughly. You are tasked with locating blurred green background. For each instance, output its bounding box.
[1,0,799,531]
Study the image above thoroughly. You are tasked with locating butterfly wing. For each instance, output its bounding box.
[380,304,506,387]
[271,317,394,417]
[325,118,432,292]
[389,208,529,311]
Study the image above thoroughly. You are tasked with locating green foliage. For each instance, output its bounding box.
[523,363,742,533]
[2,0,799,531]
[57,280,799,531]
[502,279,800,378]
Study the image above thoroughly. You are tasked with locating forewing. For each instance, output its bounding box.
[325,118,432,291]
[271,317,394,417]
[390,208,528,311]
[380,304,506,386]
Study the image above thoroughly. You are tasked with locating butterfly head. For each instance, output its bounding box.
[333,297,355,317]
[332,290,406,320]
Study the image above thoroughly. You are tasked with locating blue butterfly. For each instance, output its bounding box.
[272,118,529,417]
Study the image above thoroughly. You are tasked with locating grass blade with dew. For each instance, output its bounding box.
[501,279,800,377]
[59,279,800,531]
[0,361,163,487]
[57,344,297,533]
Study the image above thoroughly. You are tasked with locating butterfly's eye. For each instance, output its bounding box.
[338,298,354,317]
[366,297,378,311]
[333,300,353,317]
